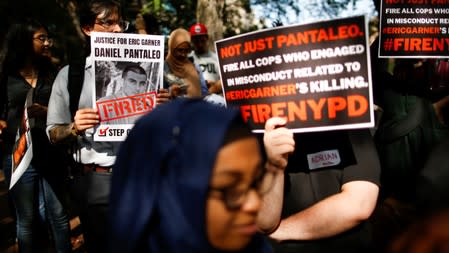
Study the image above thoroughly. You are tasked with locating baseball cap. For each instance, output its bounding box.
[189,23,208,36]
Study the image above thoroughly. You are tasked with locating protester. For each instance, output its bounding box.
[258,117,380,253]
[189,23,222,94]
[372,59,449,245]
[374,60,448,202]
[368,35,449,251]
[0,18,71,253]
[109,98,275,253]
[164,28,208,98]
[46,1,162,252]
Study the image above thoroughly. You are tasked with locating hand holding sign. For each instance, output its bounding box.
[74,108,100,133]
[156,88,171,105]
[263,117,295,171]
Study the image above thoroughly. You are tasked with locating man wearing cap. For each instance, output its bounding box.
[189,23,222,94]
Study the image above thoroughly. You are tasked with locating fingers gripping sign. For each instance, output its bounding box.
[156,88,171,105]
[263,117,295,170]
[73,108,100,133]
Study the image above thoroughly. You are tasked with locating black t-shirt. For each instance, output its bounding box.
[273,128,380,253]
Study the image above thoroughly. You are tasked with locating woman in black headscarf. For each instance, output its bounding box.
[109,98,274,253]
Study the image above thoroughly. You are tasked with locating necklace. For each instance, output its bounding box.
[20,69,38,88]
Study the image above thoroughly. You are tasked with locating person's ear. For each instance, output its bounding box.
[82,25,93,36]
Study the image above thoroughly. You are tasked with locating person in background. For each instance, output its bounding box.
[189,23,222,95]
[47,1,169,251]
[0,18,71,253]
[164,28,208,98]
[258,117,380,253]
[109,98,275,253]
[371,58,449,252]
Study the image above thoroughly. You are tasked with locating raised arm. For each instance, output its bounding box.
[46,66,99,144]
[257,117,295,233]
[48,108,99,144]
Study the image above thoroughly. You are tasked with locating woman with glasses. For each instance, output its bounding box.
[0,18,71,253]
[164,28,209,98]
[109,98,275,253]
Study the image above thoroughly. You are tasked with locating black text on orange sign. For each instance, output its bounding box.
[240,95,368,124]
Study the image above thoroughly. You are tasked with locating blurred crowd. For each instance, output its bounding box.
[0,1,448,253]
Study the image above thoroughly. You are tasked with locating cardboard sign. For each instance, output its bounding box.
[379,0,449,58]
[91,32,164,141]
[216,15,374,133]
[10,90,33,189]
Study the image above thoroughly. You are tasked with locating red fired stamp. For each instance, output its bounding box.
[97,92,156,122]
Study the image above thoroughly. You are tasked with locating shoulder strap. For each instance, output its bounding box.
[68,59,85,119]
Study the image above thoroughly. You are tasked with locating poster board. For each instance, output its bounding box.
[379,0,449,58]
[91,32,165,141]
[216,15,374,133]
[10,91,33,189]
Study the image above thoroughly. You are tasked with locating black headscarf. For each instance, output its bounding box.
[109,98,272,253]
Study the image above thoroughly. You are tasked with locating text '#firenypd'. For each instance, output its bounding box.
[383,37,449,51]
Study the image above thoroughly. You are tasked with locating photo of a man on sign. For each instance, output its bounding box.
[90,32,164,141]
[97,63,156,125]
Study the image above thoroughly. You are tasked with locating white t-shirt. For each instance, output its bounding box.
[190,51,220,82]
[46,57,119,166]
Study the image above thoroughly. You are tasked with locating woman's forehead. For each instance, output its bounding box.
[176,42,191,49]
[97,9,120,20]
[169,29,190,47]
[34,27,48,35]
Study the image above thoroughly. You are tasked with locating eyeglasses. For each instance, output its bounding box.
[33,35,53,46]
[174,47,192,54]
[95,19,130,31]
[208,168,277,210]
